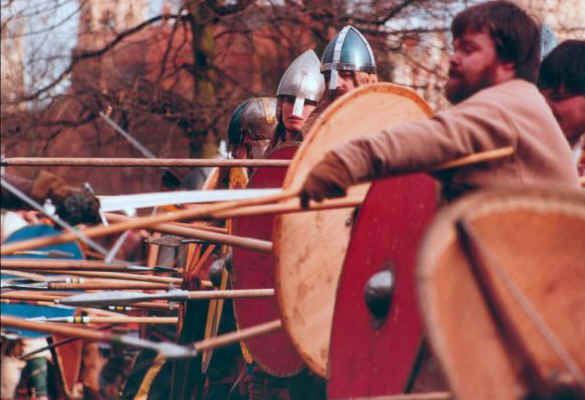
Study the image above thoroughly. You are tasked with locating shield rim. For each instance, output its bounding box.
[416,186,585,400]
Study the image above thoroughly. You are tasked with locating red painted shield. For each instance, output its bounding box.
[231,144,305,377]
[327,174,437,398]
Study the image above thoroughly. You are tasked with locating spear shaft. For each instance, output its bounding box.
[1,315,197,359]
[1,147,514,256]
[39,316,178,324]
[1,157,290,168]
[0,258,178,274]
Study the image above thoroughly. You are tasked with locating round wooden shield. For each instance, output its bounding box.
[232,144,305,376]
[274,83,433,377]
[327,174,437,398]
[417,187,585,400]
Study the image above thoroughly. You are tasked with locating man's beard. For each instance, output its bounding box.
[445,65,496,104]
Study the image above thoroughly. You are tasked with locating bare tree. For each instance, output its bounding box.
[1,0,583,194]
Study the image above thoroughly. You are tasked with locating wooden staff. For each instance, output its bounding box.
[0,148,514,256]
[1,157,290,168]
[0,315,198,358]
[1,292,69,301]
[105,213,273,253]
[212,195,363,218]
[5,269,185,285]
[179,222,228,234]
[193,319,282,352]
[42,280,174,291]
[0,270,51,281]
[0,292,176,311]
[0,258,179,274]
[1,189,297,255]
[45,316,178,324]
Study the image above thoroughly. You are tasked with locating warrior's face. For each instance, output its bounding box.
[541,87,585,145]
[281,96,317,133]
[446,30,511,104]
[324,70,358,99]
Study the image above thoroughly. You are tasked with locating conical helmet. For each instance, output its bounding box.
[227,97,277,155]
[276,49,325,117]
[321,25,376,90]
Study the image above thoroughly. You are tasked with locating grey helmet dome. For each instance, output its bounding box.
[321,25,376,90]
[276,49,325,117]
[227,97,277,153]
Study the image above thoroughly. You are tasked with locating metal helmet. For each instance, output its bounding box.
[276,49,325,118]
[227,97,277,158]
[321,25,377,90]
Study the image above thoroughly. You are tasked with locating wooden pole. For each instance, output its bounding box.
[2,269,185,285]
[212,195,363,218]
[0,258,177,273]
[0,292,176,310]
[0,187,294,254]
[194,319,282,352]
[1,157,290,168]
[186,288,274,300]
[105,213,273,253]
[435,147,514,170]
[44,280,173,291]
[0,315,198,358]
[1,315,110,341]
[0,148,514,256]
[53,316,178,324]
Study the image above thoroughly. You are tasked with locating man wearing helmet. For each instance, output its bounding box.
[320,25,378,101]
[270,49,325,150]
[299,25,379,136]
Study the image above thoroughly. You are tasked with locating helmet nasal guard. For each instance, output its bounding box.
[276,49,325,117]
[321,25,377,90]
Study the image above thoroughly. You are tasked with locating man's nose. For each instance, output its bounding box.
[448,47,459,61]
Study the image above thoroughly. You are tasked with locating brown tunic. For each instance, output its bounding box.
[333,79,579,196]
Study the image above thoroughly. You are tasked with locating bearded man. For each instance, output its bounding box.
[299,0,578,205]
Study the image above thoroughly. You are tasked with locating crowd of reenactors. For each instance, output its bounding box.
[1,0,584,398]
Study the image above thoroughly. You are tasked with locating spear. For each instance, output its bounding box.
[0,147,514,256]
[13,249,76,258]
[1,315,197,359]
[1,157,291,168]
[106,213,273,253]
[1,292,178,311]
[0,258,179,274]
[57,288,275,307]
[30,315,178,325]
[8,269,212,288]
[2,279,175,291]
